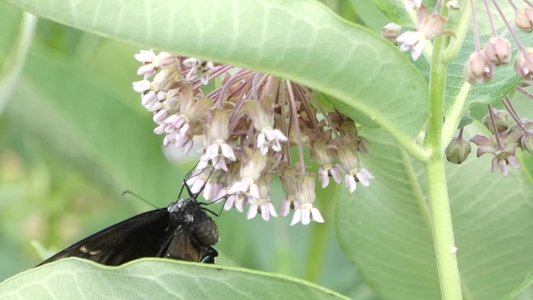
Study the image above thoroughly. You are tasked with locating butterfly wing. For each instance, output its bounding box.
[165,225,203,261]
[38,208,173,266]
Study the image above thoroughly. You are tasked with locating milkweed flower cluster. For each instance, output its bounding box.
[445,85,533,173]
[469,98,533,176]
[463,0,533,84]
[451,0,532,173]
[387,0,533,83]
[385,1,532,175]
[132,50,373,225]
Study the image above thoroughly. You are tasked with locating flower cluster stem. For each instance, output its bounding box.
[442,0,472,63]
[442,82,471,146]
[426,35,463,299]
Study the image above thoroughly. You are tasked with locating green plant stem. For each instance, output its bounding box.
[442,0,472,64]
[426,36,463,299]
[442,82,471,146]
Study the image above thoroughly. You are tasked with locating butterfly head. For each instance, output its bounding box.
[167,198,219,247]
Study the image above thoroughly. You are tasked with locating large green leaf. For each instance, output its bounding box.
[0,258,349,299]
[3,0,428,145]
[336,128,533,300]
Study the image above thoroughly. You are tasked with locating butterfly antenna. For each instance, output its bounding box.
[121,191,158,209]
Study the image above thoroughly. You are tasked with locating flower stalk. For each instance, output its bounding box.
[426,32,463,299]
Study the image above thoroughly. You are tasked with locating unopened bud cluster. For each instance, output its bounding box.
[464,1,532,84]
[469,99,533,176]
[132,50,373,225]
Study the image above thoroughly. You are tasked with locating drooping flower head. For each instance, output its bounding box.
[133,51,375,225]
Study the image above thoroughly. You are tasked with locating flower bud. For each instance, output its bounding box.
[482,109,510,134]
[465,52,493,84]
[509,122,533,154]
[418,12,447,39]
[522,133,533,155]
[515,7,533,33]
[484,37,511,66]
[382,23,402,43]
[506,124,524,145]
[445,136,471,164]
[515,48,533,80]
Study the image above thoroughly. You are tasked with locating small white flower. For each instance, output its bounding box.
[228,177,260,198]
[289,174,323,225]
[134,49,156,63]
[134,50,173,78]
[397,31,426,60]
[141,91,157,107]
[132,80,151,93]
[244,101,287,155]
[183,58,215,85]
[344,168,374,193]
[280,195,298,217]
[203,180,226,201]
[202,110,236,171]
[227,150,267,196]
[224,194,246,212]
[337,145,373,193]
[318,165,342,188]
[247,198,278,221]
[186,169,209,194]
[247,185,278,221]
[290,203,324,226]
[396,6,446,61]
[257,127,288,155]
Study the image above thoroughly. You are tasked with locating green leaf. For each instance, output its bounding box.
[4,0,428,144]
[336,128,533,300]
[0,258,349,299]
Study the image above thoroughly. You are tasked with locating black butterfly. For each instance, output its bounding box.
[37,182,219,266]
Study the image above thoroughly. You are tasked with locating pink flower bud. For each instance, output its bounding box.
[515,7,533,33]
[514,48,533,80]
[465,52,493,84]
[484,37,511,66]
[482,109,510,134]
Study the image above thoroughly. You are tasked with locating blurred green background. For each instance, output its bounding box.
[0,2,379,298]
